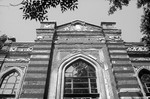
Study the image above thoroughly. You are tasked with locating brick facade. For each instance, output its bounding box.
[0,20,150,99]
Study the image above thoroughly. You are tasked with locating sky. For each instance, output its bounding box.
[0,0,143,42]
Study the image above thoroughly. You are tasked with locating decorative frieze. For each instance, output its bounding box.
[43,24,55,29]
[130,57,150,61]
[57,37,105,43]
[107,35,122,41]
[59,24,101,31]
[5,58,30,62]
[9,47,33,52]
[127,46,149,52]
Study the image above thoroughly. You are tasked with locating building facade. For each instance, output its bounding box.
[0,20,150,99]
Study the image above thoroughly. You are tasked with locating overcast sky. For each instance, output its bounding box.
[0,0,143,42]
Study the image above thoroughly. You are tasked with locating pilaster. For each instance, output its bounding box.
[102,22,143,99]
[20,22,56,99]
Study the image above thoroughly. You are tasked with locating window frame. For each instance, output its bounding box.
[56,54,107,99]
[0,67,23,99]
[63,60,99,98]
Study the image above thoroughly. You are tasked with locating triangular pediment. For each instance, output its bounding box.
[57,20,102,31]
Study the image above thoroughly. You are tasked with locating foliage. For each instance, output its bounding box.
[107,0,130,14]
[141,7,150,46]
[20,0,78,21]
[16,0,150,46]
[0,34,8,49]
[0,34,16,50]
[107,0,150,46]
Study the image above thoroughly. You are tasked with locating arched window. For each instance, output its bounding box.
[0,69,21,98]
[64,59,99,99]
[139,69,150,97]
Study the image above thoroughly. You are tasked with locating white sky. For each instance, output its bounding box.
[0,0,143,42]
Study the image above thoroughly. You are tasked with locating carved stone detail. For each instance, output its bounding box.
[5,58,30,62]
[59,23,101,31]
[127,46,149,52]
[130,58,150,61]
[9,47,33,52]
[107,35,122,41]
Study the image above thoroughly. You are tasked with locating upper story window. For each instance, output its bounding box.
[139,69,150,97]
[64,59,99,99]
[0,69,21,98]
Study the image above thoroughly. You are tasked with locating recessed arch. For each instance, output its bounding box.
[58,53,103,71]
[56,53,107,99]
[0,67,23,98]
[138,68,150,97]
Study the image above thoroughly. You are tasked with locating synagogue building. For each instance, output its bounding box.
[0,20,150,99]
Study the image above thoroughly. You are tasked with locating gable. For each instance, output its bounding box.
[57,20,102,31]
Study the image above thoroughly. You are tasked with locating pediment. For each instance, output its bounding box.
[57,20,102,31]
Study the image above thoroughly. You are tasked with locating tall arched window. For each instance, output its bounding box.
[0,69,21,98]
[64,59,99,99]
[138,69,150,97]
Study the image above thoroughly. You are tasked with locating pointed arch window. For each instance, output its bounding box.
[0,70,21,98]
[64,59,99,99]
[139,69,150,96]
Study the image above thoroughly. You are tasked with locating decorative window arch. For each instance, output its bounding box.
[56,54,106,99]
[64,59,99,99]
[138,68,150,97]
[0,67,23,98]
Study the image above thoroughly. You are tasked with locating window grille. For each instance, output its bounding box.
[0,71,21,98]
[64,60,99,99]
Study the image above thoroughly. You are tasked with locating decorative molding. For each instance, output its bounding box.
[44,24,55,29]
[37,35,52,40]
[2,65,27,72]
[127,46,149,52]
[63,24,92,31]
[97,37,105,43]
[57,36,105,43]
[5,58,30,62]
[130,58,150,61]
[59,24,102,31]
[134,66,150,72]
[107,35,122,41]
[9,47,33,52]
